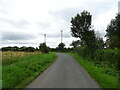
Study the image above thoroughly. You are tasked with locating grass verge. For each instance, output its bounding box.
[68,53,118,88]
[2,52,57,88]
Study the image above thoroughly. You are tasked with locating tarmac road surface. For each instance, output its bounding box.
[25,53,99,88]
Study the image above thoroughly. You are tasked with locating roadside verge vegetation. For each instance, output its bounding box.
[2,52,57,88]
[68,53,118,88]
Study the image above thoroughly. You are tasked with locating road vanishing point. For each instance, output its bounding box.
[25,53,99,88]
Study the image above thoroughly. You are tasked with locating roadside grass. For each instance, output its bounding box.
[2,52,57,88]
[68,53,118,88]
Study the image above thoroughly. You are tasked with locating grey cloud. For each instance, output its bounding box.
[2,31,37,41]
[2,41,38,45]
[0,18,30,28]
[84,2,114,19]
[36,22,50,29]
[39,31,71,38]
[47,33,60,38]
[47,32,71,38]
[49,8,80,22]
[49,2,114,22]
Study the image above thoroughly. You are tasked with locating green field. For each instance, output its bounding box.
[2,52,57,88]
[69,53,118,88]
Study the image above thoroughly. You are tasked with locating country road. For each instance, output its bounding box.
[25,53,99,88]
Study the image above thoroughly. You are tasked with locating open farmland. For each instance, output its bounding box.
[2,51,40,59]
[2,51,41,65]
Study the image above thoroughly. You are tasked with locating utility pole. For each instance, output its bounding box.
[44,34,46,44]
[61,30,63,43]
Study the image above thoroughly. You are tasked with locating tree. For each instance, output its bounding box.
[71,10,92,40]
[105,13,120,49]
[19,46,27,51]
[25,47,35,52]
[70,40,80,48]
[95,31,104,49]
[11,46,19,51]
[35,47,39,51]
[70,11,97,51]
[2,46,12,51]
[57,43,65,50]
[96,37,104,49]
[116,13,120,49]
[39,43,49,53]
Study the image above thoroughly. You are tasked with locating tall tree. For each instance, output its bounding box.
[71,10,92,40]
[70,10,97,51]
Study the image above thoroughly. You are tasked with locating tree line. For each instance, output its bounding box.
[1,46,39,52]
[1,43,71,53]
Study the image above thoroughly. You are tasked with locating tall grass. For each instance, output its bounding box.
[2,52,57,88]
[69,53,119,88]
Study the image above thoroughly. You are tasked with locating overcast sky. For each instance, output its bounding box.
[0,0,119,48]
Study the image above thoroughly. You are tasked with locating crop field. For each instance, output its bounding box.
[2,51,40,59]
[2,51,57,88]
[2,51,41,65]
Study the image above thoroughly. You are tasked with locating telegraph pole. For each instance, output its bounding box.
[44,34,46,44]
[61,30,63,43]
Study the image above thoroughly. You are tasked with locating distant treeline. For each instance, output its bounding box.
[1,46,39,52]
[51,47,73,52]
[1,46,73,52]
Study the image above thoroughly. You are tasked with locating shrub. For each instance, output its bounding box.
[39,43,49,53]
[74,46,119,69]
[94,48,119,68]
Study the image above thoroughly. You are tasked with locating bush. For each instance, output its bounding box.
[39,43,49,53]
[73,46,119,69]
[74,46,95,59]
[94,48,119,68]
